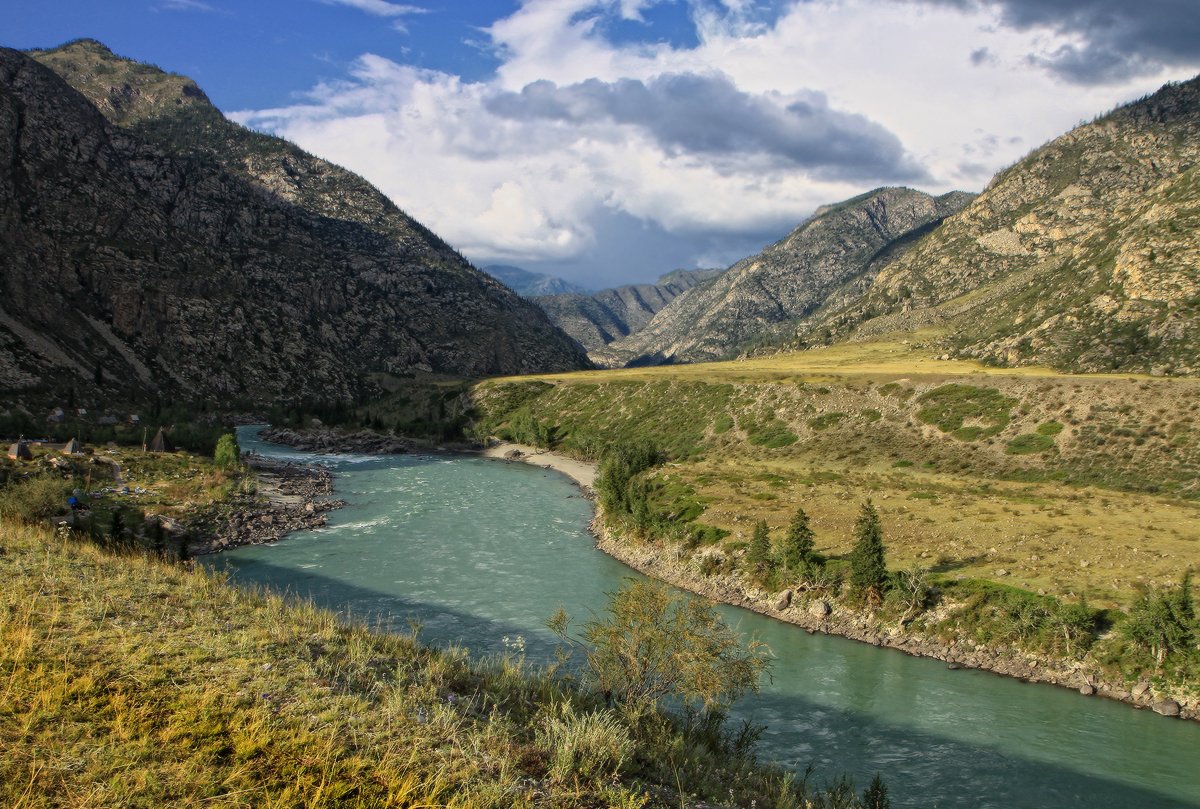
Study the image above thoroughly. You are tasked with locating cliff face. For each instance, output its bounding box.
[534,269,722,355]
[0,42,588,404]
[813,75,1200,375]
[593,188,973,366]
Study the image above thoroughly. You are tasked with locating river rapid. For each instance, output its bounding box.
[204,427,1200,808]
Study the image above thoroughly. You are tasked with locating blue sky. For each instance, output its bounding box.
[7,1,1200,288]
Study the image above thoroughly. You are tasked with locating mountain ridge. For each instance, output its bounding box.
[0,42,589,406]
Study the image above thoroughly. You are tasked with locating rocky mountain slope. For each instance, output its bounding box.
[593,188,973,366]
[535,268,722,354]
[482,264,586,297]
[0,41,588,405]
[802,76,1200,375]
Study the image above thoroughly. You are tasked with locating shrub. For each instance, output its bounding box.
[916,385,1016,440]
[548,580,770,722]
[0,476,73,523]
[213,432,240,469]
[1006,433,1055,455]
[536,702,634,785]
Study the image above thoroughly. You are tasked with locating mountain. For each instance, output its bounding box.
[534,268,722,355]
[0,41,589,405]
[593,188,973,367]
[482,265,587,297]
[803,75,1200,375]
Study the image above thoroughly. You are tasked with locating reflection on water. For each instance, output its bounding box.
[207,427,1200,809]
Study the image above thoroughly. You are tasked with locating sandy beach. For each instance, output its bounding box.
[482,442,597,490]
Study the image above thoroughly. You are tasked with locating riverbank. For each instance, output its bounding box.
[481,441,597,490]
[189,456,345,555]
[486,441,1194,721]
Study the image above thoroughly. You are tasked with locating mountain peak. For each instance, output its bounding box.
[28,38,213,126]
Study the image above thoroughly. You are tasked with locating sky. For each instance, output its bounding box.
[6,1,1200,289]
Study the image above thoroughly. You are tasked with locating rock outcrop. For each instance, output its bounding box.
[594,188,972,366]
[808,74,1200,375]
[0,42,589,404]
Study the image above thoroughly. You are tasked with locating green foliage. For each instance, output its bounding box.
[848,501,887,599]
[0,476,73,523]
[807,412,847,430]
[713,414,734,434]
[916,384,1016,440]
[213,432,240,469]
[1037,420,1065,436]
[779,507,817,577]
[595,440,663,520]
[740,412,799,448]
[1006,433,1056,455]
[745,520,775,581]
[548,580,770,722]
[536,702,633,785]
[502,406,557,448]
[862,774,891,809]
[942,581,1103,656]
[1123,574,1196,668]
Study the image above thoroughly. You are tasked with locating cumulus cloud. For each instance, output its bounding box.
[234,0,1200,286]
[484,73,928,181]
[928,0,1200,83]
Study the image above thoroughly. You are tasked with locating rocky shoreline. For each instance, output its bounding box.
[260,426,417,455]
[190,456,346,555]
[587,512,1195,722]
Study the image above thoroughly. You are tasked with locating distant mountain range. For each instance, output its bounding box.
[0,41,589,406]
[482,265,588,297]
[573,74,1200,375]
[534,269,723,353]
[591,189,972,367]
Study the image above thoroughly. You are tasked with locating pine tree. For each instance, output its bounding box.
[780,506,815,575]
[745,519,774,581]
[849,500,887,599]
[862,774,891,809]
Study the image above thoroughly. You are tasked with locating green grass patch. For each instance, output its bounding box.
[1037,420,1065,436]
[916,384,1017,440]
[1006,433,1056,455]
[807,412,847,430]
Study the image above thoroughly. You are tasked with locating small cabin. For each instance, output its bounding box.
[47,407,65,423]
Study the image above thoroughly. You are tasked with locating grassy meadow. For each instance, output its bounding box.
[475,337,1200,609]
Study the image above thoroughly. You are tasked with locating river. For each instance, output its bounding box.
[204,426,1200,808]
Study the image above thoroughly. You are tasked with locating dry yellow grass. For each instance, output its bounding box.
[673,459,1200,607]
[488,334,1169,386]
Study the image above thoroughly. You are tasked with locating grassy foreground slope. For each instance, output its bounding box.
[1,442,873,809]
[475,338,1200,609]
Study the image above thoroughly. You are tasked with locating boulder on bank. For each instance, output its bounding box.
[808,600,831,619]
[1152,699,1181,717]
[774,589,794,611]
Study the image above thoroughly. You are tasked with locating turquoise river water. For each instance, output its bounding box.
[205,427,1200,808]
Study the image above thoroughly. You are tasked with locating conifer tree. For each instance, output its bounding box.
[745,519,774,581]
[780,506,816,575]
[849,500,887,599]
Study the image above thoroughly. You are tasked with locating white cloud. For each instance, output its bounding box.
[235,0,1200,286]
[318,0,428,31]
[158,0,216,11]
